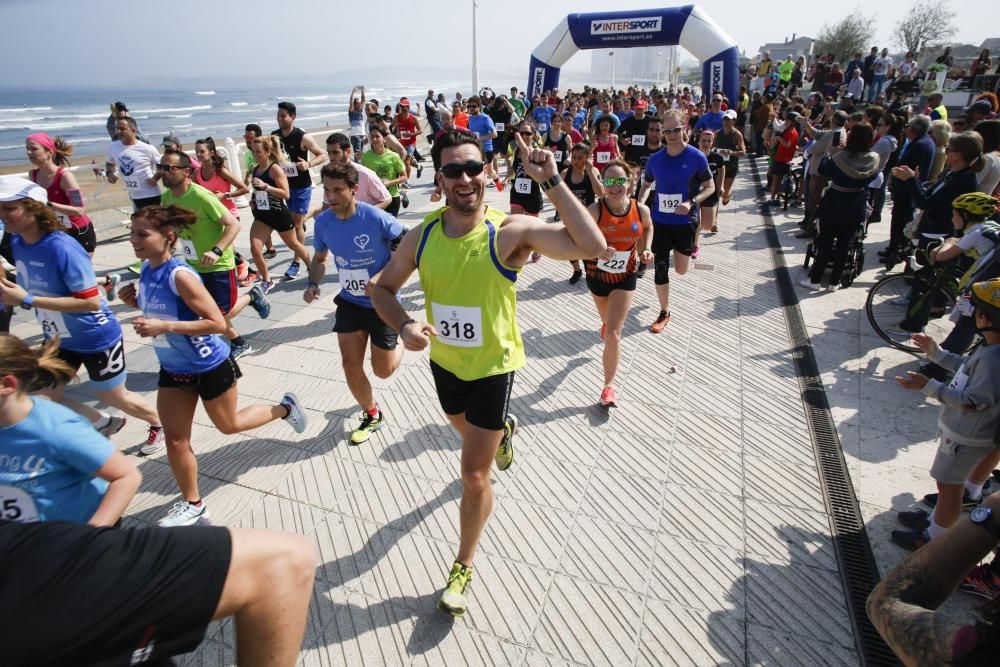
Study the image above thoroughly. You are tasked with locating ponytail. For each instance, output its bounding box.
[0,335,76,392]
[52,136,74,167]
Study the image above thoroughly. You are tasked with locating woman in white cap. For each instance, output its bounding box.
[0,176,165,454]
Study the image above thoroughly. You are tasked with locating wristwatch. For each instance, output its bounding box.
[970,506,1000,540]
[539,174,562,192]
[211,246,224,257]
[20,293,34,310]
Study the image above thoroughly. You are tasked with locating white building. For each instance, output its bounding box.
[757,34,815,63]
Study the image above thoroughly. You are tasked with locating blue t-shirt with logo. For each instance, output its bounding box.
[13,231,122,353]
[0,397,112,523]
[138,257,230,373]
[643,144,713,225]
[313,202,404,309]
[531,106,557,133]
[467,113,497,152]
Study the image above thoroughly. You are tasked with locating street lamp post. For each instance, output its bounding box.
[609,51,615,90]
[472,0,479,95]
[657,51,663,85]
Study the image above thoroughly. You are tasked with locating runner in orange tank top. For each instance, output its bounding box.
[584,160,654,408]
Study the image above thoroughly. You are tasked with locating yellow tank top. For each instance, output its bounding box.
[415,206,525,380]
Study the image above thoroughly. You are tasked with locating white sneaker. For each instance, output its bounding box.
[158,501,208,527]
[139,426,165,456]
[827,284,841,292]
[96,415,127,437]
[798,277,823,291]
[281,392,307,434]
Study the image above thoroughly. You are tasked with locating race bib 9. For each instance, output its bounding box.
[180,238,197,261]
[596,151,611,163]
[432,302,482,348]
[0,486,39,523]
[338,268,369,297]
[632,135,646,146]
[282,163,299,178]
[658,193,683,214]
[254,190,270,211]
[597,250,632,274]
[35,308,70,339]
[514,178,532,194]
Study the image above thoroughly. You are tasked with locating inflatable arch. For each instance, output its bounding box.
[527,6,739,103]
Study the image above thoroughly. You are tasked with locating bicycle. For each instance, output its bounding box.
[866,240,964,352]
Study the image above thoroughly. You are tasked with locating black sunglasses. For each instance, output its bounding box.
[439,160,485,179]
[156,163,187,171]
[664,126,684,135]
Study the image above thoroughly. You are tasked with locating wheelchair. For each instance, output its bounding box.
[803,219,869,288]
[779,159,804,210]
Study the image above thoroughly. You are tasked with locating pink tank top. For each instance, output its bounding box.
[30,167,91,230]
[193,164,237,213]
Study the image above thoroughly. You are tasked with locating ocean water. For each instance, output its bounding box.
[0,80,474,166]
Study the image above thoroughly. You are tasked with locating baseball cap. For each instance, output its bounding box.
[399,97,410,107]
[967,100,993,114]
[633,99,648,109]
[161,134,180,147]
[723,109,737,120]
[0,176,48,203]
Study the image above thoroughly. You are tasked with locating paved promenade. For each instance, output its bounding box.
[11,162,983,665]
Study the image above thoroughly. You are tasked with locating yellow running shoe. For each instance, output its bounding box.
[350,410,384,445]
[438,561,474,617]
[495,414,517,471]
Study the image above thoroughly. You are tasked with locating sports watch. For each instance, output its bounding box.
[20,293,34,310]
[970,505,1000,540]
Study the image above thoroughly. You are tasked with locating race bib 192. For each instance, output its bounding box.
[658,193,683,214]
[432,302,482,348]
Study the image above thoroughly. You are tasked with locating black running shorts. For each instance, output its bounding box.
[332,293,398,350]
[430,360,514,431]
[0,519,231,666]
[158,356,242,401]
[651,223,696,258]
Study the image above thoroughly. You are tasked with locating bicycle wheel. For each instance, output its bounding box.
[866,274,954,352]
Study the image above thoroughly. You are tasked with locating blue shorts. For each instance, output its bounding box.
[287,187,313,216]
[200,268,237,315]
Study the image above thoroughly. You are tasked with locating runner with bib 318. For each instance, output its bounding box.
[371,129,606,618]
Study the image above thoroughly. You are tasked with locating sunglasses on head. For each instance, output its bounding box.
[602,176,628,187]
[439,160,485,178]
[156,163,186,171]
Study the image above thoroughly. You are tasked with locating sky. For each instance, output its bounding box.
[0,0,993,88]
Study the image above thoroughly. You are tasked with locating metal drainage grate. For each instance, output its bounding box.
[749,158,899,666]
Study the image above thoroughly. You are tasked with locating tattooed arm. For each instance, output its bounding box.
[867,492,1000,666]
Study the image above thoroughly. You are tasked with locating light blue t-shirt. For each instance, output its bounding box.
[0,397,112,523]
[13,231,122,353]
[138,257,231,373]
[467,113,497,152]
[313,202,404,309]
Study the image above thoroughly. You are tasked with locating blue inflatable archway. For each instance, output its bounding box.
[527,6,738,103]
